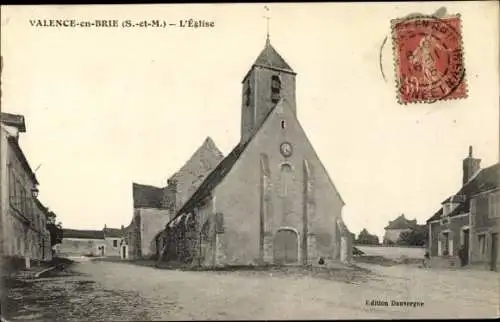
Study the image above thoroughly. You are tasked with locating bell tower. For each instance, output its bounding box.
[240,37,297,144]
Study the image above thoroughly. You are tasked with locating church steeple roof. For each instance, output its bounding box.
[252,40,294,73]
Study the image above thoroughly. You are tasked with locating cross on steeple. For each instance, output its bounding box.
[263,5,271,44]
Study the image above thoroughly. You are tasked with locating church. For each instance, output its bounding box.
[157,37,353,267]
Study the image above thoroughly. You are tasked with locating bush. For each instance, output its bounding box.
[397,226,428,247]
[383,238,395,245]
[356,229,380,245]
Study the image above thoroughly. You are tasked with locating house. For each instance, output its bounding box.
[55,226,125,258]
[427,146,499,270]
[157,37,352,267]
[468,166,499,270]
[383,214,418,244]
[33,198,52,261]
[1,112,52,262]
[125,137,224,260]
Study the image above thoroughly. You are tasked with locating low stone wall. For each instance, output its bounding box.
[354,245,426,260]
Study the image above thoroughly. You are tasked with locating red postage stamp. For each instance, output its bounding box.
[391,14,467,104]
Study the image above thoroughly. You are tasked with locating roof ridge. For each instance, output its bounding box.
[132,182,166,209]
[168,137,224,182]
[427,162,500,223]
[7,136,38,184]
[132,182,162,188]
[456,161,500,195]
[172,104,280,219]
[481,162,500,172]
[253,41,294,73]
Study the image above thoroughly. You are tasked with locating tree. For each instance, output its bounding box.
[46,211,63,247]
[356,228,380,245]
[383,238,395,245]
[397,225,428,247]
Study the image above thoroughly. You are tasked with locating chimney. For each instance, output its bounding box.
[165,179,178,220]
[463,145,481,185]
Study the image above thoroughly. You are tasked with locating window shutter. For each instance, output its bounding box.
[9,168,16,204]
[271,75,281,103]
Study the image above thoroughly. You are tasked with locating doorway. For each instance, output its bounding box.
[442,232,450,256]
[491,233,498,271]
[462,228,470,265]
[121,245,127,260]
[273,229,299,265]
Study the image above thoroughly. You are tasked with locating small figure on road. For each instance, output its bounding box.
[423,250,430,268]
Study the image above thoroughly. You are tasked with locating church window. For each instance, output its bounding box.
[280,163,292,197]
[271,75,281,103]
[280,120,286,129]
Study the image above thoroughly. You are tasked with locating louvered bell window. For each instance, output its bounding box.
[271,75,281,103]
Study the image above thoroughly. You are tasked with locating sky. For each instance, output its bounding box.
[1,3,498,239]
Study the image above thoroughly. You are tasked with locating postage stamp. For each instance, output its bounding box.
[391,14,467,104]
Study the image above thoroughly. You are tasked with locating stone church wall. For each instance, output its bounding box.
[242,66,297,144]
[212,100,345,266]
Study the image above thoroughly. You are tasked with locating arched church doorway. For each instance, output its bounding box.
[273,228,299,265]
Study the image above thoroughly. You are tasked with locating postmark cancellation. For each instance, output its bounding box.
[391,13,468,104]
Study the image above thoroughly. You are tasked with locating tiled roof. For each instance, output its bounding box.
[1,112,26,132]
[167,136,225,208]
[175,103,280,217]
[455,163,499,197]
[176,141,250,215]
[427,163,500,223]
[428,208,443,223]
[132,183,165,209]
[168,137,224,183]
[253,40,295,73]
[385,214,418,230]
[104,228,124,238]
[63,229,104,239]
[6,136,38,185]
[132,137,223,211]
